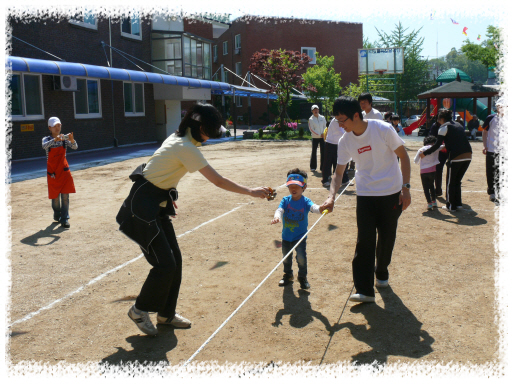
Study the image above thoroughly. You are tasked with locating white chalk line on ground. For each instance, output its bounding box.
[411,188,486,193]
[9,204,247,328]
[179,177,354,372]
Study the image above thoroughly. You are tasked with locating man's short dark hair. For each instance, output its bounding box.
[357,93,373,105]
[437,108,452,123]
[332,96,363,120]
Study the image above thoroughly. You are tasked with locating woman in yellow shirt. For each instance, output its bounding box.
[117,103,270,336]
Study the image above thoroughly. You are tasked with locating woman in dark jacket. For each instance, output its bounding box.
[117,103,270,336]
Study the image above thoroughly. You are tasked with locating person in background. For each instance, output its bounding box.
[428,118,448,197]
[383,111,393,123]
[391,114,405,137]
[322,116,349,188]
[414,136,446,210]
[420,108,472,212]
[308,105,326,173]
[358,93,383,120]
[482,101,503,203]
[42,117,78,229]
[467,114,480,141]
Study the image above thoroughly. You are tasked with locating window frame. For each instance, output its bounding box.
[9,72,45,121]
[235,34,241,49]
[123,81,145,117]
[213,45,218,62]
[121,14,142,41]
[69,9,98,30]
[73,77,102,119]
[301,47,317,64]
[223,41,228,55]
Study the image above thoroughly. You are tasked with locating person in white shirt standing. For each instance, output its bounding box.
[308,105,326,172]
[414,136,445,210]
[322,115,349,187]
[358,93,384,120]
[482,100,504,203]
[320,96,411,303]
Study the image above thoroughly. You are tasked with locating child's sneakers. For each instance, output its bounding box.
[298,276,310,290]
[278,273,293,286]
[432,201,438,209]
[427,203,433,211]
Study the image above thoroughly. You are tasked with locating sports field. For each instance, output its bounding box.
[7,138,501,376]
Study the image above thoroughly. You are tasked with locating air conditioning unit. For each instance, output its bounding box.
[234,48,241,55]
[53,75,78,91]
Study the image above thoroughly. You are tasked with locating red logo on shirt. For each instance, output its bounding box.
[358,145,372,154]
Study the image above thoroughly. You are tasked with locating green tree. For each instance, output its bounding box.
[370,22,435,106]
[302,52,342,117]
[341,75,368,99]
[461,25,501,68]
[249,49,316,130]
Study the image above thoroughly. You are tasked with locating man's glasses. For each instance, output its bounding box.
[336,116,350,124]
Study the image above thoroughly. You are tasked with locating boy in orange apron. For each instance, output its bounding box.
[42,117,78,228]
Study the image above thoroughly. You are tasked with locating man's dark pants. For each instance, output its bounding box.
[353,191,402,297]
[322,142,348,184]
[486,152,499,196]
[445,159,471,210]
[310,138,324,171]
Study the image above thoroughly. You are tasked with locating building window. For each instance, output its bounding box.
[121,14,141,40]
[69,8,97,30]
[301,47,317,64]
[236,96,243,107]
[183,36,212,80]
[9,73,44,120]
[235,62,242,83]
[151,33,183,76]
[223,41,228,55]
[235,34,241,49]
[74,78,101,118]
[124,82,145,116]
[213,45,218,63]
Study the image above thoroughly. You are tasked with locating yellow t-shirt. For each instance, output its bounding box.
[143,127,209,190]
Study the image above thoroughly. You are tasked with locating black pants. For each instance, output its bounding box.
[322,142,348,184]
[445,159,471,210]
[435,150,449,196]
[135,212,182,318]
[310,138,324,171]
[486,152,499,196]
[353,191,402,297]
[420,172,436,203]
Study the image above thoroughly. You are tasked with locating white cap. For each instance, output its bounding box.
[48,117,61,127]
[220,125,227,132]
[311,104,319,111]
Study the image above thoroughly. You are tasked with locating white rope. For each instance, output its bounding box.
[178,177,354,373]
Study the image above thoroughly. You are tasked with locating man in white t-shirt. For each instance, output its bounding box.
[320,96,411,303]
[358,93,383,120]
[482,101,504,202]
[308,105,326,172]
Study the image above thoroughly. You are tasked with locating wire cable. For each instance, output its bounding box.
[178,177,354,373]
[9,34,65,61]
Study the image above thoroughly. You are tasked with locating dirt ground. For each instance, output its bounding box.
[6,138,501,376]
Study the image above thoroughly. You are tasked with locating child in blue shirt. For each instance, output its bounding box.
[271,168,321,289]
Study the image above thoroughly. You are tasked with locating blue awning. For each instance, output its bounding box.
[6,56,231,91]
[211,85,307,100]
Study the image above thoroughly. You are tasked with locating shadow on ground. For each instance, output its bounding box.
[330,286,435,366]
[20,222,68,246]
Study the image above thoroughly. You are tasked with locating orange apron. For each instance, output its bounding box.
[47,145,76,199]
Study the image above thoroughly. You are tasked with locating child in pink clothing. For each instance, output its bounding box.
[414,136,445,210]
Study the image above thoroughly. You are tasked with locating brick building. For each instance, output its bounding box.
[8,12,229,160]
[211,16,363,125]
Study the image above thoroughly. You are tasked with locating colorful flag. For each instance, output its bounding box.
[463,27,468,36]
[451,18,459,24]
[477,34,481,41]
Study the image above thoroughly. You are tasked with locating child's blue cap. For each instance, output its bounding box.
[286,174,306,187]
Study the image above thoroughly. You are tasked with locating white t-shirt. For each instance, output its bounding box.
[337,119,405,196]
[486,115,500,153]
[362,108,383,120]
[326,117,346,144]
[414,145,445,169]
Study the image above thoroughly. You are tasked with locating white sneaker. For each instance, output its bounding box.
[349,293,375,303]
[157,313,192,328]
[128,305,157,336]
[322,181,331,187]
[441,205,456,213]
[375,279,389,288]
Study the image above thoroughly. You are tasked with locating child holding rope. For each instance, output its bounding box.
[271,168,321,290]
[414,136,445,211]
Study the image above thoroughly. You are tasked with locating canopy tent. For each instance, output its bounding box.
[436,68,472,84]
[7,56,231,90]
[416,74,499,130]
